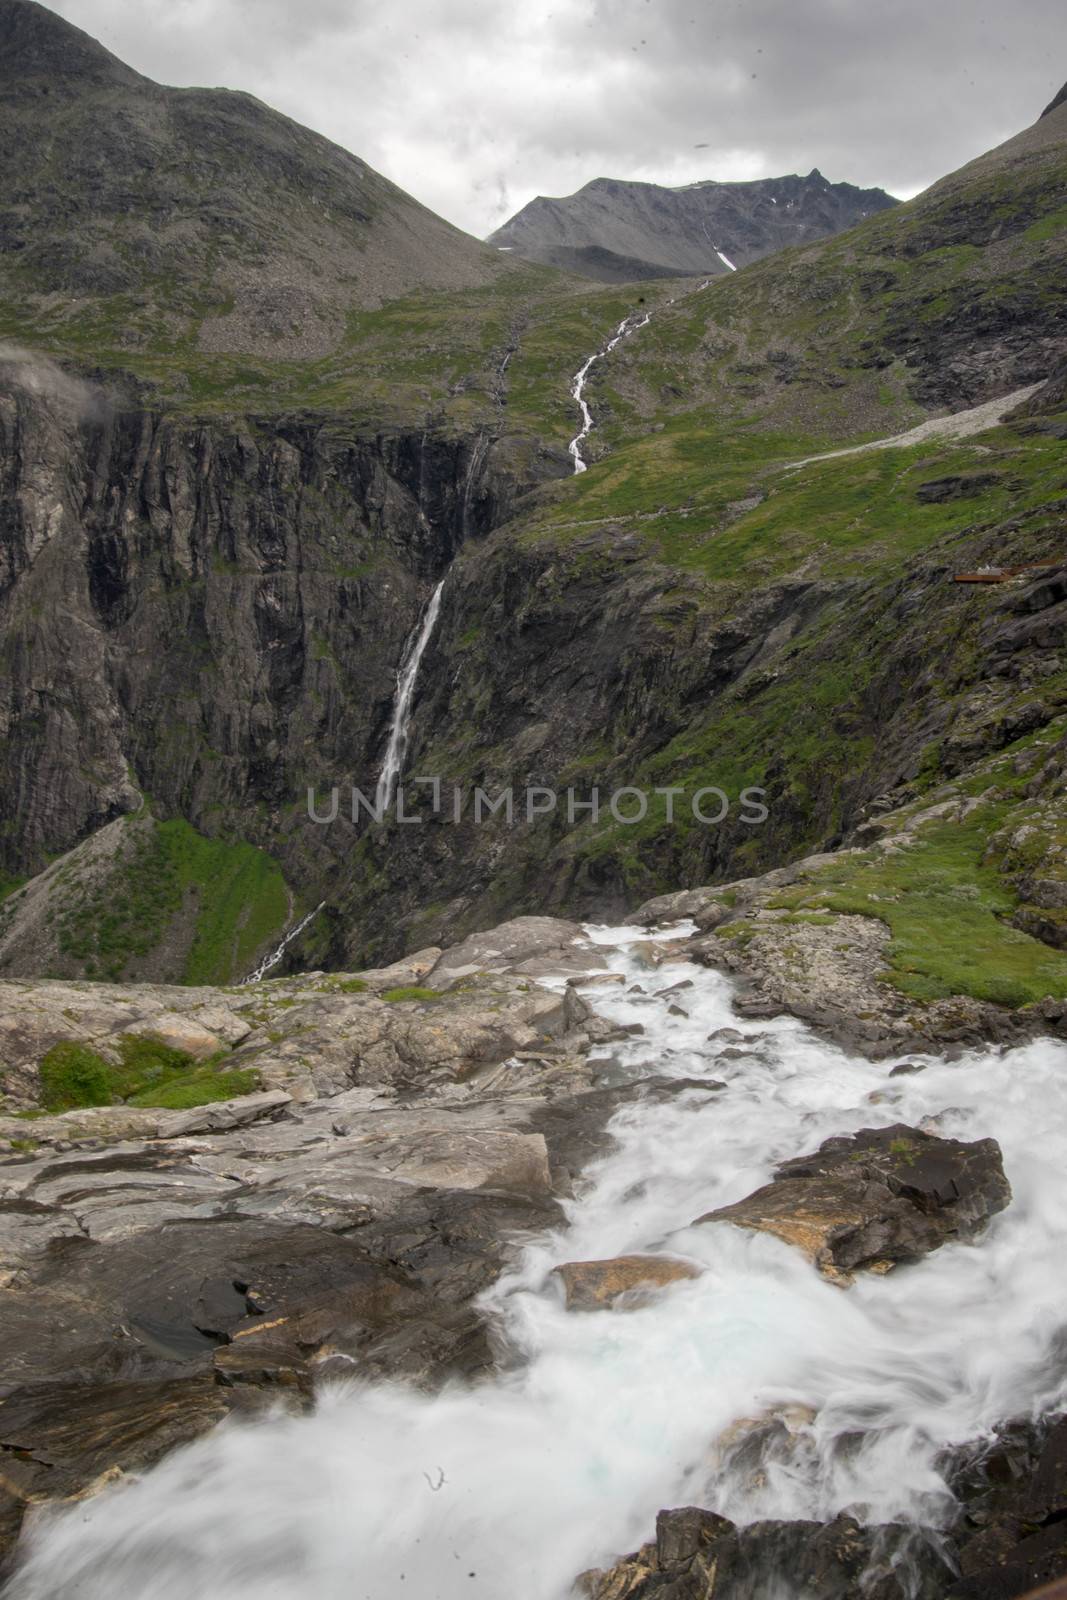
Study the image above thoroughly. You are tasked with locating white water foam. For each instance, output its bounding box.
[9,923,1067,1599]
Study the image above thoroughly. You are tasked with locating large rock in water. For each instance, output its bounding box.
[694,1124,1011,1283]
[581,1416,1067,1599]
[553,1255,700,1311]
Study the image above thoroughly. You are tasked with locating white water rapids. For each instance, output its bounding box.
[9,922,1067,1599]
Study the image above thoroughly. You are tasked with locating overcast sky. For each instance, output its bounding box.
[56,0,1066,237]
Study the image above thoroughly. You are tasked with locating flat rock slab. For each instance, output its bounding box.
[424,916,590,988]
[694,1123,1011,1283]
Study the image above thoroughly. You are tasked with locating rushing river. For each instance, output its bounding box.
[8,923,1067,1599]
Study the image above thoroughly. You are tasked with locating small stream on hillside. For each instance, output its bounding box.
[567,310,652,473]
[9,923,1067,1599]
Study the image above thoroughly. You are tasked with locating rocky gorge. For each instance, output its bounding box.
[2,912,1065,1599]
[2,4,1067,1596]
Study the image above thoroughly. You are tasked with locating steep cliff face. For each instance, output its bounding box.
[1,15,1065,992]
[4,346,1064,983]
[0,354,552,894]
[316,371,1067,960]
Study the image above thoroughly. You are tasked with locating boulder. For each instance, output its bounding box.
[553,1254,700,1311]
[121,1013,225,1061]
[694,1123,1011,1283]
[632,887,725,926]
[946,1416,1067,1600]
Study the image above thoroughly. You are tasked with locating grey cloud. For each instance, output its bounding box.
[51,0,1065,235]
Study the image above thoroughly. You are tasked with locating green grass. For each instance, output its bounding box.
[525,402,1064,588]
[38,1042,113,1111]
[36,1036,259,1112]
[126,1067,258,1109]
[53,814,290,984]
[770,811,1067,1008]
[381,985,442,1003]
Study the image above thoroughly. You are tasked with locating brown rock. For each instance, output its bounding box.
[553,1254,700,1311]
[694,1124,1011,1283]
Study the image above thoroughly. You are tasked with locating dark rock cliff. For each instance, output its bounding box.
[5,346,1064,977]
[0,358,550,890]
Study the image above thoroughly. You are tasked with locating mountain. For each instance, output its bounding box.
[0,0,508,358]
[487,169,900,282]
[0,5,1064,1020]
[1,27,1067,1586]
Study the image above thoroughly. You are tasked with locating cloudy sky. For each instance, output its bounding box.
[57,0,1065,236]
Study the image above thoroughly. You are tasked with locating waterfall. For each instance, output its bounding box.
[374,576,447,814]
[240,901,326,985]
[460,432,489,542]
[11,921,1067,1600]
[567,310,652,474]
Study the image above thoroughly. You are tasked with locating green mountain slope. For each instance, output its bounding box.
[0,6,1064,1020]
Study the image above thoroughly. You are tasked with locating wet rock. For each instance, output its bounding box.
[0,921,642,1564]
[946,1416,1067,1600]
[0,1375,232,1563]
[553,1255,701,1311]
[693,1123,1011,1283]
[580,1509,952,1599]
[629,941,671,969]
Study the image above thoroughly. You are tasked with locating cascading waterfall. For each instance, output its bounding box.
[374,576,447,815]
[374,435,488,813]
[240,901,326,985]
[568,310,652,473]
[9,921,1067,1600]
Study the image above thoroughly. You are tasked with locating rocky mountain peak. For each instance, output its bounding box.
[0,0,142,90]
[488,165,898,282]
[1041,80,1067,119]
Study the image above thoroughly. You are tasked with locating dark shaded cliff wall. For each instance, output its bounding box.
[0,364,543,883]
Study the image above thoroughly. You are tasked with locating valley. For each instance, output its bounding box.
[0,2,1065,1595]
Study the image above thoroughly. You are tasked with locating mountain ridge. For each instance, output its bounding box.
[488,166,899,283]
[0,0,511,359]
[0,0,144,88]
[0,10,1064,1003]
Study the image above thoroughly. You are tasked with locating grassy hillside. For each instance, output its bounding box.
[0,810,292,984]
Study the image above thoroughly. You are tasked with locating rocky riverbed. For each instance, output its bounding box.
[2,910,1066,1599]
